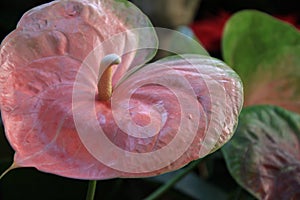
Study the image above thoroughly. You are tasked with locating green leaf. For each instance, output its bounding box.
[222,105,300,199]
[222,10,300,113]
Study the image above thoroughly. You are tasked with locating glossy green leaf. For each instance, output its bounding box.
[222,105,300,199]
[222,10,300,113]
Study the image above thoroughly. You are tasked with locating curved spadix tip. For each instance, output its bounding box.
[100,54,122,70]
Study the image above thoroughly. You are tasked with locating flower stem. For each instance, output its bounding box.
[144,159,202,200]
[0,162,18,180]
[85,180,97,200]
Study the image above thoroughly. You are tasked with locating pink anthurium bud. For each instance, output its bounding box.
[0,0,243,180]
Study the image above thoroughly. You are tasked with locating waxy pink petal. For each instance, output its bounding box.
[0,0,243,179]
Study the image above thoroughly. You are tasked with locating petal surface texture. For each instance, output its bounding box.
[0,0,243,179]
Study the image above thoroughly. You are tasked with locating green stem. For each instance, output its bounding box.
[86,180,97,200]
[144,159,202,200]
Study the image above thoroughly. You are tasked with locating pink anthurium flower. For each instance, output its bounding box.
[0,0,243,180]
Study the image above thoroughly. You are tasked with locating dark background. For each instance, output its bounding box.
[1,0,299,42]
